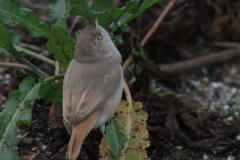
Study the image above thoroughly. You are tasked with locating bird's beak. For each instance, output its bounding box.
[94,16,99,30]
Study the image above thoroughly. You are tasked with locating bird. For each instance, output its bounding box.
[62,16,123,160]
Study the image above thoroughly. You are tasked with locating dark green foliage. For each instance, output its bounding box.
[105,120,128,160]
[38,83,63,102]
[0,0,52,39]
[0,0,160,158]
[46,26,74,70]
[0,24,45,78]
[0,77,41,160]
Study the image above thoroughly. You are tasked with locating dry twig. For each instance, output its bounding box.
[123,80,132,108]
[0,62,33,71]
[122,0,177,71]
[209,42,240,48]
[158,49,240,74]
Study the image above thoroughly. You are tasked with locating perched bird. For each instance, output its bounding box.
[63,16,123,160]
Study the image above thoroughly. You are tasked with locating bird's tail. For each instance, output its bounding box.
[66,111,100,160]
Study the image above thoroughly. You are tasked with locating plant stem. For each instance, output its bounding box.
[122,55,134,72]
[121,80,133,159]
[55,61,60,83]
[123,80,132,108]
[122,0,177,71]
[44,74,64,83]
[0,62,33,71]
[140,0,177,46]
[14,45,56,67]
[9,44,46,78]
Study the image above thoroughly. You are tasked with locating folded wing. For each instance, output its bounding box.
[63,59,122,130]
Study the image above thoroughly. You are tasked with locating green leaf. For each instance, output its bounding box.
[0,24,45,78]
[108,1,139,22]
[118,0,163,27]
[46,26,74,70]
[69,0,98,23]
[99,101,150,160]
[112,35,123,45]
[120,101,149,160]
[98,12,113,29]
[38,83,63,102]
[0,47,9,56]
[106,120,128,160]
[73,30,83,43]
[131,44,147,60]
[50,0,70,29]
[157,91,174,97]
[70,0,81,5]
[0,77,41,160]
[92,0,113,12]
[0,25,10,47]
[69,0,140,31]
[7,31,22,45]
[0,31,21,57]
[0,0,52,39]
[151,88,175,97]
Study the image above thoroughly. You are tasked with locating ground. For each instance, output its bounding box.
[0,0,240,160]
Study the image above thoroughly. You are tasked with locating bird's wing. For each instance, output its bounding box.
[63,59,122,126]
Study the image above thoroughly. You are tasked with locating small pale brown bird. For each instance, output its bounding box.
[63,17,123,160]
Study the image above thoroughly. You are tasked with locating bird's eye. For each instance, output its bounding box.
[95,36,101,44]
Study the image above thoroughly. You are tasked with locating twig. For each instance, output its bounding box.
[158,49,240,74]
[14,45,56,67]
[55,61,60,82]
[0,62,33,71]
[68,16,81,34]
[122,0,177,71]
[122,55,134,72]
[21,43,44,52]
[209,42,240,48]
[0,62,50,77]
[141,0,177,46]
[51,60,61,116]
[121,80,133,159]
[123,80,132,108]
[18,0,52,10]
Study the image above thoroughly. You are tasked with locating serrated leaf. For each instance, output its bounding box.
[107,120,128,159]
[69,7,94,24]
[0,0,52,39]
[46,26,74,70]
[2,30,21,56]
[38,83,63,102]
[69,0,140,31]
[98,12,113,29]
[100,120,128,160]
[109,1,140,22]
[92,0,113,12]
[69,0,80,5]
[69,0,98,23]
[50,0,70,29]
[118,0,163,27]
[0,24,45,78]
[0,77,41,160]
[99,101,150,160]
[106,1,140,31]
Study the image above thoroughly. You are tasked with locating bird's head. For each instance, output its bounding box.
[74,16,121,63]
